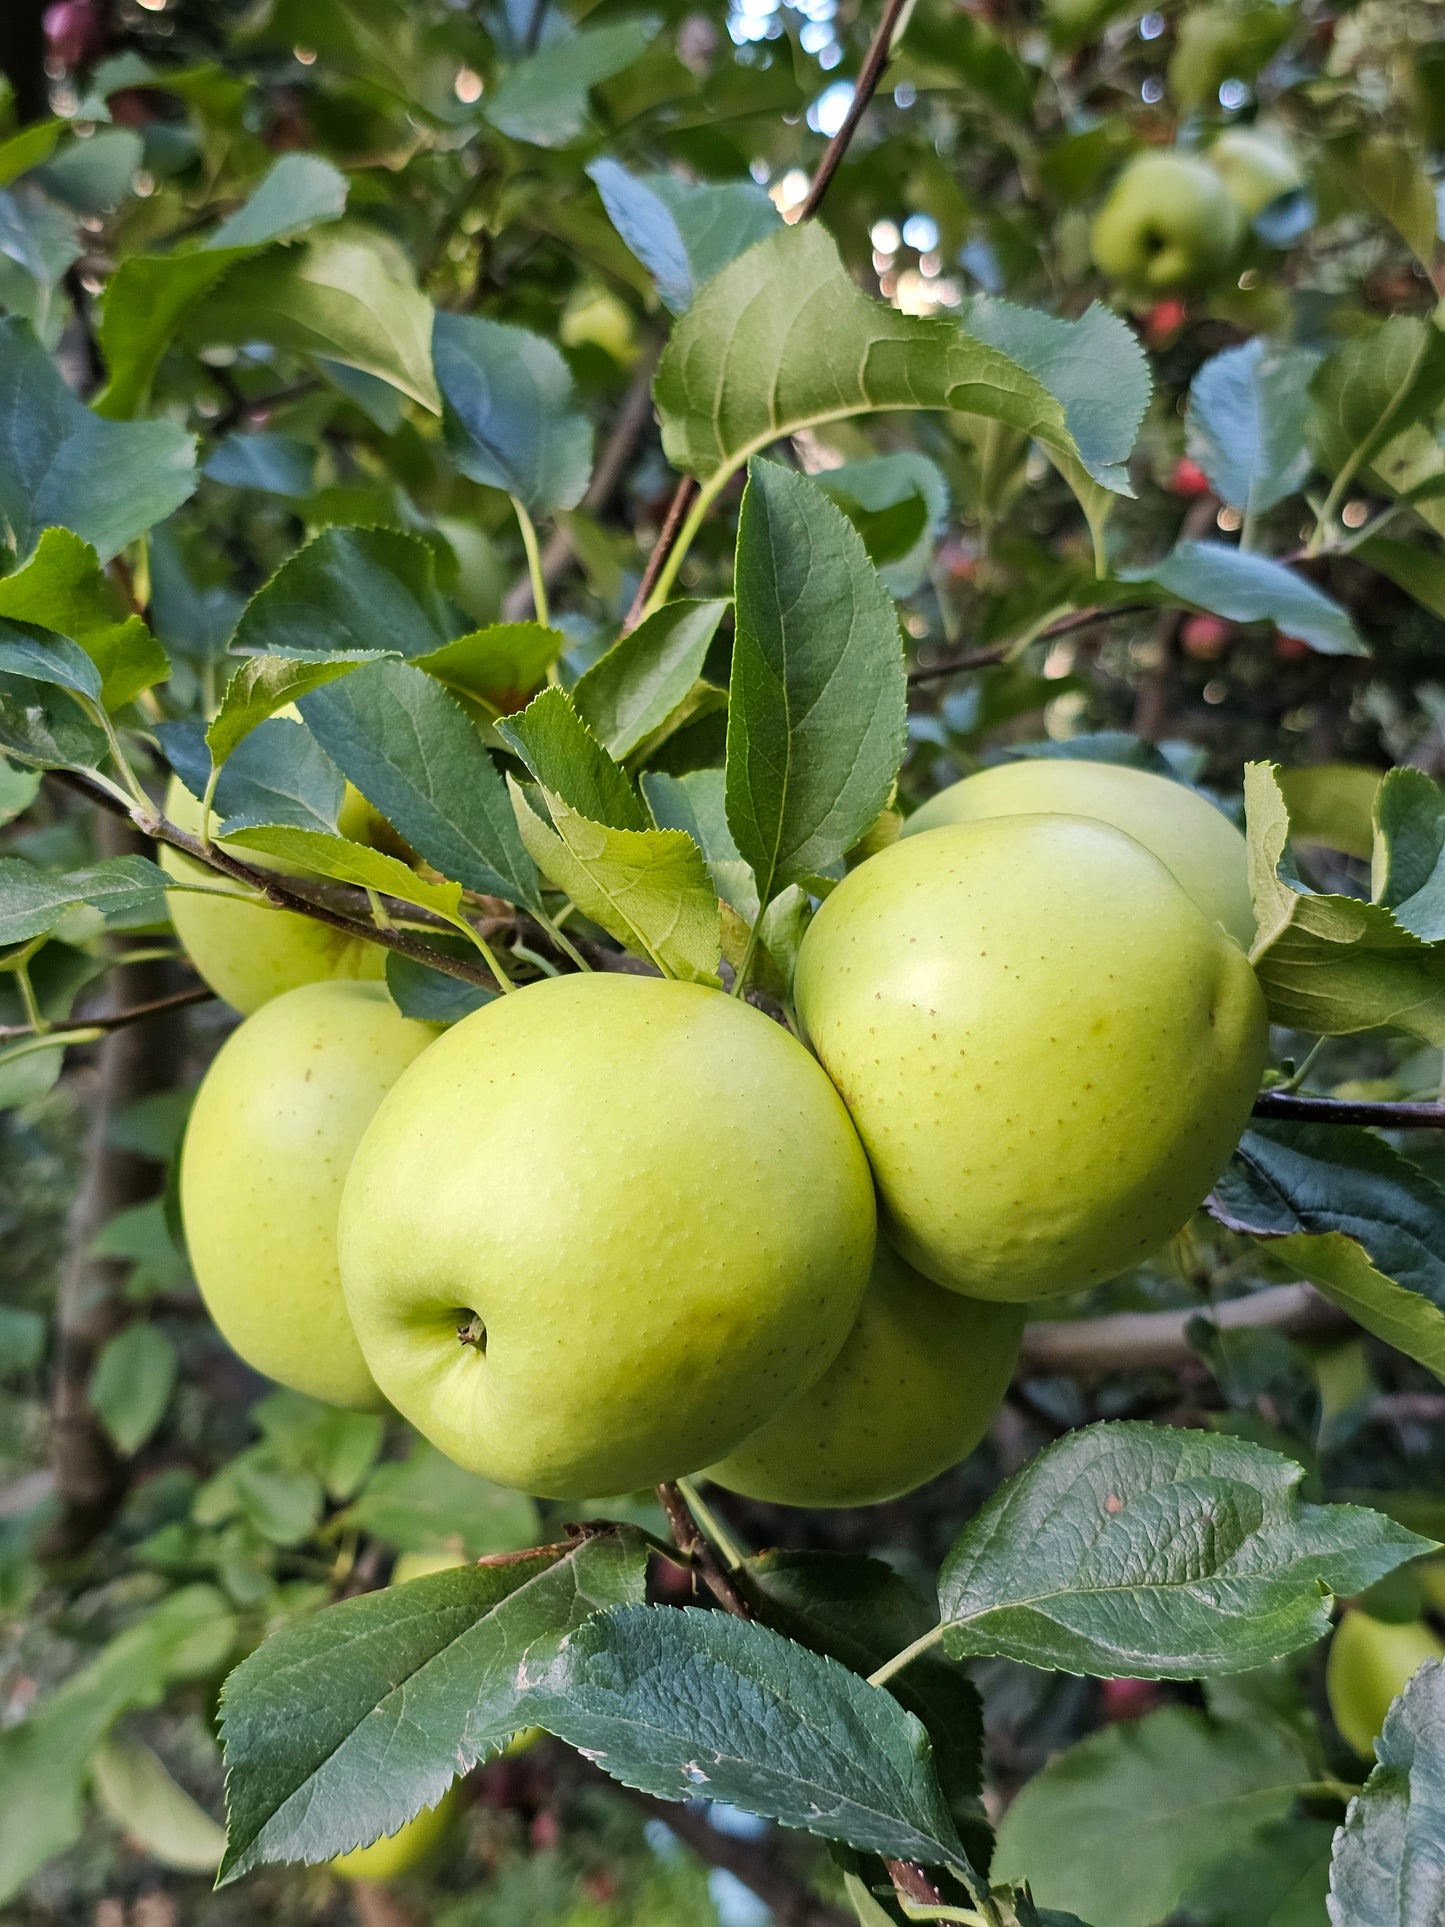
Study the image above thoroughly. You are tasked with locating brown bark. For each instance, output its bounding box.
[39,815,184,1561]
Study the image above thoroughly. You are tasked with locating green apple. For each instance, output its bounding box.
[1090,153,1242,292]
[1326,1608,1445,1759]
[181,980,437,1410]
[794,816,1269,1302]
[708,1239,1023,1507]
[1206,127,1304,220]
[560,284,640,365]
[903,760,1254,948]
[338,972,877,1496]
[161,772,387,1014]
[330,1782,462,1884]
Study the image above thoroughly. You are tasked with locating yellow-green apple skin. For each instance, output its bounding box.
[1090,153,1241,292]
[329,1783,462,1883]
[1326,1608,1445,1759]
[903,760,1254,948]
[708,1239,1023,1507]
[180,981,437,1410]
[794,817,1269,1303]
[161,773,385,1014]
[1207,128,1304,220]
[338,972,877,1496]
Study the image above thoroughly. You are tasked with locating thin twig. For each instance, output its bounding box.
[906,603,1157,684]
[622,476,700,633]
[1018,1282,1346,1378]
[1252,1090,1445,1129]
[0,983,213,1044]
[655,1480,752,1618]
[53,771,501,992]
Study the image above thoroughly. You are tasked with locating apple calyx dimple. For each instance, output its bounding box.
[456,1311,487,1351]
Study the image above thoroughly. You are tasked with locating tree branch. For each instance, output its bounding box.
[1018,1282,1346,1378]
[656,1479,752,1618]
[906,604,1158,685]
[0,983,213,1044]
[1252,1089,1445,1129]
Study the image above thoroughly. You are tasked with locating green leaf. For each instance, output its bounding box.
[1246,762,1445,1042]
[1275,764,1381,860]
[484,19,659,147]
[1122,542,1365,656]
[298,661,542,910]
[586,159,782,313]
[0,316,196,562]
[91,1733,227,1874]
[0,756,39,825]
[742,1550,984,1815]
[0,854,169,947]
[1187,340,1320,516]
[252,1390,383,1502]
[385,944,496,1025]
[1371,765,1445,938]
[190,228,440,413]
[0,616,102,701]
[935,1421,1431,1676]
[1308,316,1445,501]
[1327,136,1441,267]
[230,527,459,662]
[526,1604,972,1873]
[169,716,344,835]
[510,776,721,983]
[221,824,471,933]
[204,433,318,499]
[0,528,168,707]
[205,651,395,768]
[433,312,592,514]
[1357,534,1445,620]
[345,1439,537,1556]
[572,600,726,760]
[642,765,755,916]
[1209,1123,1445,1386]
[1183,1818,1335,1927]
[0,120,62,190]
[0,1586,235,1905]
[0,672,109,772]
[416,621,564,714]
[500,685,648,831]
[727,461,906,911]
[217,1528,646,1880]
[654,225,1143,521]
[991,1708,1313,1927]
[90,1324,177,1456]
[1327,1658,1445,1924]
[816,451,951,598]
[96,153,348,418]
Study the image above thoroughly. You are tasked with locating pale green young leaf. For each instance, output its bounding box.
[510,778,721,983]
[218,1531,646,1880]
[90,1324,177,1456]
[643,765,756,917]
[1208,1123,1445,1385]
[221,825,468,930]
[499,685,648,831]
[415,621,565,713]
[205,652,393,768]
[91,1733,227,1874]
[572,600,726,759]
[936,1421,1431,1675]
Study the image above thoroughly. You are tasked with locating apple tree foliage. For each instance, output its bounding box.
[0,0,1443,1921]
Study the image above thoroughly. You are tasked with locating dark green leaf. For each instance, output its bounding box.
[204,433,318,499]
[1184,1817,1335,1927]
[0,854,169,946]
[218,1529,645,1880]
[1327,1659,1445,1925]
[936,1421,1431,1675]
[1123,542,1365,656]
[192,716,344,835]
[727,461,905,910]
[527,1605,971,1872]
[0,617,102,701]
[484,20,659,147]
[0,671,109,771]
[229,527,459,662]
[433,312,592,514]
[1209,1123,1445,1385]
[385,943,496,1024]
[0,316,196,562]
[1186,340,1320,516]
[587,159,781,312]
[1372,765,1445,939]
[299,660,542,909]
[572,600,726,760]
[992,1709,1312,1927]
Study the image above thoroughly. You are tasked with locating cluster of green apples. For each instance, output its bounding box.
[177,760,1268,1509]
[1090,130,1304,294]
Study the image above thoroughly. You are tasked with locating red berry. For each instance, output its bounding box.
[1101,1677,1161,1722]
[1171,458,1212,499]
[1144,299,1188,346]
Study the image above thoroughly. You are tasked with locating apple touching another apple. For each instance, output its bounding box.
[1090,152,1241,293]
[180,980,437,1410]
